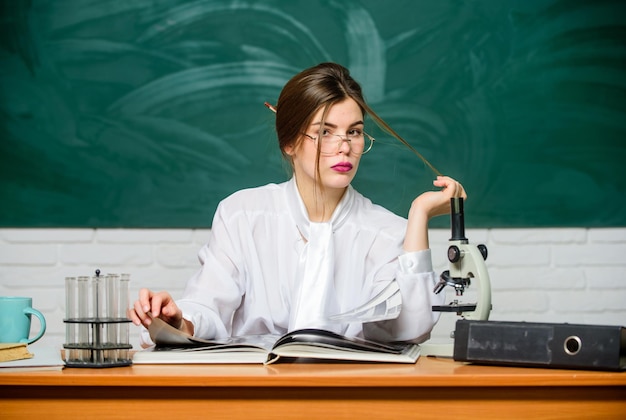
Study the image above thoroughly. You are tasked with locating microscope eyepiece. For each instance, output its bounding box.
[450,197,468,242]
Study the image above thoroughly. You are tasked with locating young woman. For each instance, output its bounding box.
[130,62,466,347]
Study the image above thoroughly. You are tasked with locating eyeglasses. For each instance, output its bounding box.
[303,129,375,155]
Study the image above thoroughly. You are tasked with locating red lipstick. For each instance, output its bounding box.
[331,162,353,173]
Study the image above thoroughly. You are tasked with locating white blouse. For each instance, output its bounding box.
[140,177,444,346]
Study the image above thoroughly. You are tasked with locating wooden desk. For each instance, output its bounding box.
[1,357,625,419]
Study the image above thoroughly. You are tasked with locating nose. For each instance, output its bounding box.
[337,135,352,154]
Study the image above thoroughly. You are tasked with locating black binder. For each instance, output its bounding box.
[453,319,626,371]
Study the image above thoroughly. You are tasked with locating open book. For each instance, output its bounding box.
[132,317,420,365]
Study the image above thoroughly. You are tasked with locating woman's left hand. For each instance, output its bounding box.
[403,176,467,252]
[411,176,466,220]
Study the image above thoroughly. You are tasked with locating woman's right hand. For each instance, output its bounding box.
[130,288,187,332]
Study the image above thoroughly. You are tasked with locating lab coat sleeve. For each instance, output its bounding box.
[177,202,247,340]
[363,249,445,343]
[138,201,246,347]
[139,245,232,347]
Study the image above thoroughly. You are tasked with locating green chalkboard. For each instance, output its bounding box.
[1,0,625,228]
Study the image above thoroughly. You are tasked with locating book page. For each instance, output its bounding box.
[148,317,278,351]
[0,346,64,371]
[325,280,402,323]
[148,317,197,346]
[272,329,408,354]
[148,317,237,347]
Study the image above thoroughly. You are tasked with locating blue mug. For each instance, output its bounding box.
[0,296,47,344]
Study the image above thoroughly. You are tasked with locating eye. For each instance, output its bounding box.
[348,128,363,137]
[321,128,333,138]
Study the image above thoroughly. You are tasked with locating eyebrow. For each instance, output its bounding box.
[310,120,364,128]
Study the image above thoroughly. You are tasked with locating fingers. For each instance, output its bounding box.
[130,289,152,327]
[149,292,166,318]
[130,288,171,327]
[139,287,153,314]
[130,299,148,327]
[434,176,466,199]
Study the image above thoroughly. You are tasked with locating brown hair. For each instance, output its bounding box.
[274,62,439,180]
[275,62,363,159]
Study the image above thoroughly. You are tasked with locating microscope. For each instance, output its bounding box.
[420,197,492,357]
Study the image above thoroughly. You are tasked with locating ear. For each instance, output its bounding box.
[284,134,306,158]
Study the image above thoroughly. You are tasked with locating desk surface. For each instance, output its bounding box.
[2,357,625,420]
[1,356,626,387]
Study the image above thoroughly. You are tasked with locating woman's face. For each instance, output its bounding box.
[286,98,364,195]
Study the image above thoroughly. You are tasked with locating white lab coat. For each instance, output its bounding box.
[141,177,444,346]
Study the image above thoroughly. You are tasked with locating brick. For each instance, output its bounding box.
[96,229,194,243]
[548,290,626,312]
[0,228,94,243]
[59,244,153,266]
[588,228,626,243]
[429,228,489,246]
[0,244,58,265]
[492,290,550,313]
[489,267,585,291]
[192,229,212,245]
[0,266,71,287]
[491,228,586,244]
[489,313,581,324]
[155,245,203,268]
[580,312,626,327]
[486,244,552,268]
[125,267,196,291]
[464,229,489,244]
[428,229,449,246]
[552,244,626,267]
[584,267,626,289]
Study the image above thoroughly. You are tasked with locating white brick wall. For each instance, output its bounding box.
[1,228,625,350]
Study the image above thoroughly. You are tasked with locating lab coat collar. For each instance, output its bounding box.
[286,176,354,240]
